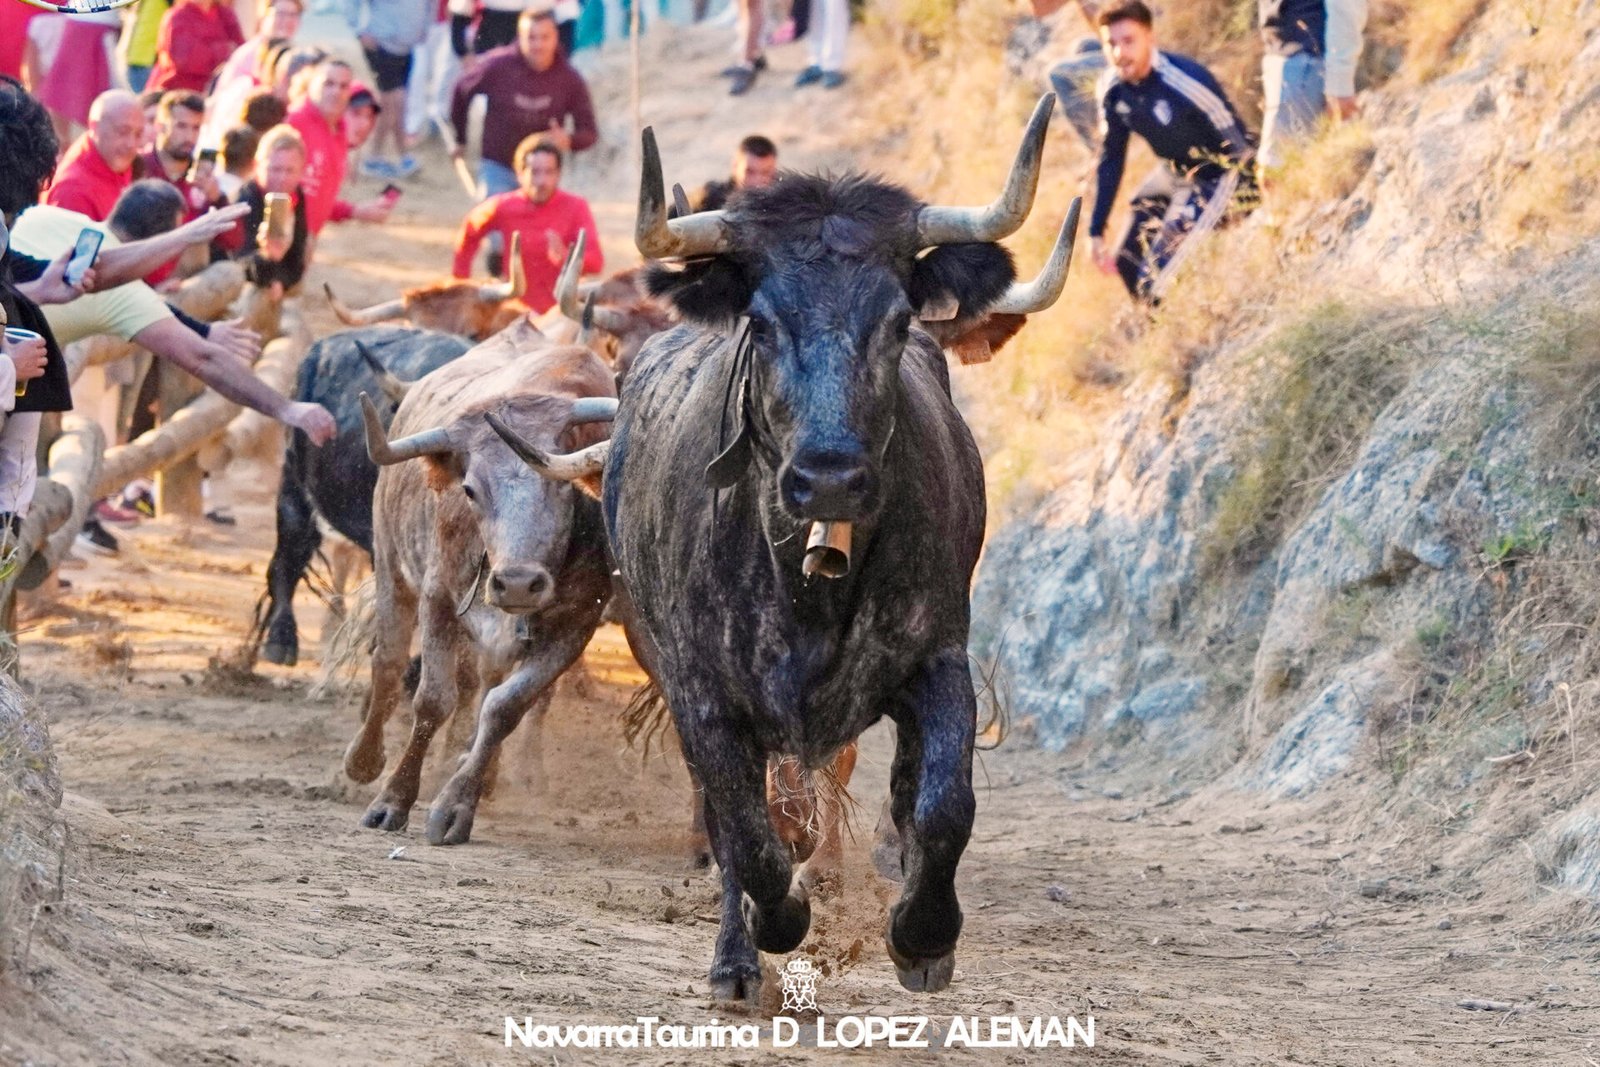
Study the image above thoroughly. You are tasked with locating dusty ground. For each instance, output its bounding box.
[3,19,1600,1067]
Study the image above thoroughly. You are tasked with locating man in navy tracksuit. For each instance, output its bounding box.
[1088,1,1255,302]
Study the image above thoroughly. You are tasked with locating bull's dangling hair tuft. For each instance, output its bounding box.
[908,243,1017,320]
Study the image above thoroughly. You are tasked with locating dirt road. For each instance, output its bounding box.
[3,21,1599,1067]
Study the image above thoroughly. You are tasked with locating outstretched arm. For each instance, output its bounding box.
[92,204,251,288]
[130,317,336,444]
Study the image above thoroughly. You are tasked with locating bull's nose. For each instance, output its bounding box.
[780,450,878,519]
[486,564,554,611]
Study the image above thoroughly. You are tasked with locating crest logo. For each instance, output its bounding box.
[1153,99,1173,125]
[780,958,820,1013]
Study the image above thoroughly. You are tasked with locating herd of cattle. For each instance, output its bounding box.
[257,95,1078,1001]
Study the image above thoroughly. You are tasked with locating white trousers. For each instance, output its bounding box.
[0,412,41,517]
[405,20,460,138]
[808,0,849,72]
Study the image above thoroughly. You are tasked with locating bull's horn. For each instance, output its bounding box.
[359,393,452,465]
[568,396,619,423]
[989,196,1082,315]
[477,232,526,301]
[325,283,407,326]
[577,292,597,345]
[915,94,1055,247]
[636,126,732,259]
[554,230,589,322]
[485,411,611,482]
[353,340,411,405]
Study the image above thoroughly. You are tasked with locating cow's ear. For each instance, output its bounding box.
[645,257,756,325]
[909,243,1015,322]
[421,451,463,492]
[942,312,1029,365]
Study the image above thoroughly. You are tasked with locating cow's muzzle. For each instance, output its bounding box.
[779,449,879,522]
[485,562,555,613]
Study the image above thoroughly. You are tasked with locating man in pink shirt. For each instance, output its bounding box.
[148,0,246,93]
[283,59,391,237]
[451,137,601,314]
[44,91,144,221]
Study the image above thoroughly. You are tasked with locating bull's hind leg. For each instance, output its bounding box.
[342,573,416,783]
[687,723,810,1003]
[261,468,320,666]
[427,627,591,845]
[884,648,976,994]
[359,595,464,831]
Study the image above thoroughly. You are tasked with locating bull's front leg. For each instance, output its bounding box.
[359,595,464,832]
[884,647,976,994]
[261,469,320,666]
[686,719,810,1004]
[426,628,589,846]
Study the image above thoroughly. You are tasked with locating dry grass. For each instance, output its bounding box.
[1200,301,1423,572]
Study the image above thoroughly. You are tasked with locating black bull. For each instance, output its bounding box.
[260,327,471,666]
[493,97,1078,1001]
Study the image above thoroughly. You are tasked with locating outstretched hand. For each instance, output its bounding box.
[284,401,337,446]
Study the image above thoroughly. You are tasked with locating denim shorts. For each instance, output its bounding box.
[1259,51,1325,169]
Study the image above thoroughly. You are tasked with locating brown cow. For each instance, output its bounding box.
[324,234,532,341]
[342,314,618,845]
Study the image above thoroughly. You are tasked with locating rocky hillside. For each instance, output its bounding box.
[969,1,1600,905]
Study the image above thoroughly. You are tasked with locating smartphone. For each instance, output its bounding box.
[190,147,218,183]
[380,183,403,205]
[64,227,103,287]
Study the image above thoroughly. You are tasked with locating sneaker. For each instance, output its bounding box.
[821,71,847,89]
[122,487,156,518]
[205,509,237,526]
[93,499,141,525]
[359,157,398,180]
[795,65,825,87]
[76,518,118,556]
[721,55,767,76]
[396,154,420,179]
[729,66,758,96]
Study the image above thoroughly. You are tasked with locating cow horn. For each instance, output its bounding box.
[353,340,412,405]
[477,232,527,301]
[636,126,732,259]
[325,283,407,326]
[568,396,619,423]
[989,196,1082,315]
[359,393,453,465]
[915,94,1055,247]
[485,411,611,482]
[554,230,589,321]
[576,292,597,345]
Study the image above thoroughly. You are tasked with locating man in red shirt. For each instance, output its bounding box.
[45,91,144,221]
[451,137,602,314]
[285,60,392,237]
[148,0,246,93]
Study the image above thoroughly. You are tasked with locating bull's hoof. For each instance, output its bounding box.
[343,739,386,784]
[885,937,956,993]
[425,799,476,846]
[360,798,411,832]
[707,961,762,1005]
[741,881,810,955]
[261,641,297,667]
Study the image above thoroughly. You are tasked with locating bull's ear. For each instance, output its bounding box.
[909,243,1015,323]
[645,258,757,325]
[941,312,1029,365]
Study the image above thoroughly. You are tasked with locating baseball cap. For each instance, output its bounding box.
[349,82,382,113]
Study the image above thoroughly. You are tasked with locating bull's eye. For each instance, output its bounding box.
[462,484,478,503]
